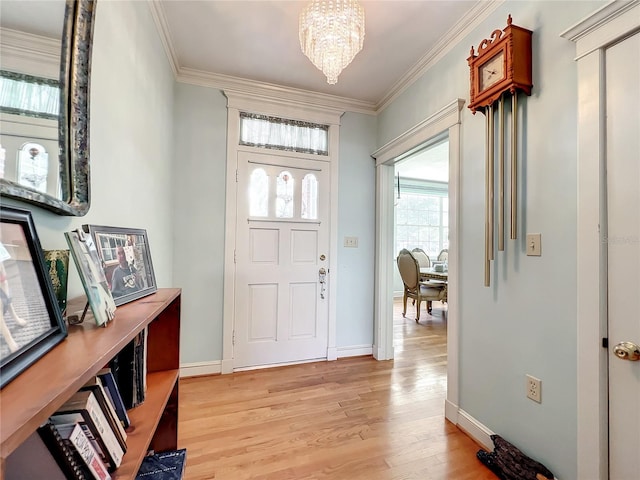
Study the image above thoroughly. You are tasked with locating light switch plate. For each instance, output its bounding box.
[344,236,358,248]
[526,233,541,256]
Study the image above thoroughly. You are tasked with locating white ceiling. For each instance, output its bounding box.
[1,0,502,109]
[156,0,485,105]
[395,139,449,182]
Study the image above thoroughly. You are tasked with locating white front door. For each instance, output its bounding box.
[606,31,640,479]
[234,150,330,369]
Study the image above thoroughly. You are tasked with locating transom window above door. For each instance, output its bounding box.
[239,112,329,156]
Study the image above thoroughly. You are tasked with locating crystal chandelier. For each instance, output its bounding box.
[299,0,365,85]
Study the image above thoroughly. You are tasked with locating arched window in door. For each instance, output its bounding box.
[249,168,269,217]
[275,171,294,218]
[17,142,48,193]
[301,173,318,220]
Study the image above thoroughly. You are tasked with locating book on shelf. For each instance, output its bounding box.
[81,376,128,450]
[97,367,131,428]
[135,449,187,480]
[50,390,124,470]
[38,419,89,480]
[111,328,147,410]
[134,327,147,406]
[5,429,69,480]
[56,422,112,480]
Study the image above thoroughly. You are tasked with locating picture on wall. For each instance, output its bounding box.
[83,225,157,306]
[0,206,67,388]
[65,228,116,327]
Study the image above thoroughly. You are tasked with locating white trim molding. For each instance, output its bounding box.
[147,0,180,77]
[561,2,640,479]
[337,345,374,358]
[0,28,60,79]
[376,1,503,112]
[180,360,222,378]
[371,98,465,415]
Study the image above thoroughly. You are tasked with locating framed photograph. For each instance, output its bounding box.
[65,228,116,327]
[83,225,157,306]
[0,206,67,388]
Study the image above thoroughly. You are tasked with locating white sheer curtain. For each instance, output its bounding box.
[239,112,328,155]
[0,72,59,119]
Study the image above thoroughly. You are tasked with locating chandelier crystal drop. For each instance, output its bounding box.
[299,0,365,85]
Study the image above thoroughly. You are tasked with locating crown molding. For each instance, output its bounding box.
[147,0,179,77]
[560,0,639,59]
[372,98,465,165]
[224,90,344,126]
[375,0,505,113]
[177,67,377,116]
[0,28,60,79]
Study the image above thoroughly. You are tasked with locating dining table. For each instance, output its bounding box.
[420,267,448,303]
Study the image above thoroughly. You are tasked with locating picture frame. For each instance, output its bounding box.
[83,225,157,306]
[65,228,116,327]
[0,206,67,388]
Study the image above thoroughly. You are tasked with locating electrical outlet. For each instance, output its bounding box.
[526,374,542,403]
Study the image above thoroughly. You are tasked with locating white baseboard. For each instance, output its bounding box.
[179,360,222,378]
[327,346,338,361]
[445,398,459,424]
[185,347,373,377]
[445,399,493,450]
[337,344,373,358]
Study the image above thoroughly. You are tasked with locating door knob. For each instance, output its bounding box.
[613,341,640,361]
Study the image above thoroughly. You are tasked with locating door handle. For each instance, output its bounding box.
[613,341,640,361]
[319,268,326,299]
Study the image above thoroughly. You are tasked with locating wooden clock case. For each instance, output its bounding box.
[467,15,533,113]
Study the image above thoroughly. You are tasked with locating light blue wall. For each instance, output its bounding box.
[377,2,605,479]
[3,0,176,304]
[336,112,377,348]
[172,84,227,363]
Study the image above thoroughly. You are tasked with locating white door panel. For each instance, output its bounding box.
[606,31,640,479]
[235,151,330,368]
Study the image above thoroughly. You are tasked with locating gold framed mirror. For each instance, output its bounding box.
[0,0,96,216]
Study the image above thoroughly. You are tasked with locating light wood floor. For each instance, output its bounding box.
[178,301,495,479]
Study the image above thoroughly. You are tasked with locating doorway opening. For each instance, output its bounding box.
[372,98,463,423]
[393,136,450,314]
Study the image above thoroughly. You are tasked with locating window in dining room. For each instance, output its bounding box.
[394,137,449,260]
[395,181,449,259]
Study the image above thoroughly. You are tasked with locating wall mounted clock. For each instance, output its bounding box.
[468,15,533,113]
[468,15,533,287]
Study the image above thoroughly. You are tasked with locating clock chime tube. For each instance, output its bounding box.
[511,93,518,239]
[498,95,505,251]
[484,105,492,287]
[488,104,494,261]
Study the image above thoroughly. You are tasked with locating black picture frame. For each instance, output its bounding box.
[83,225,157,306]
[0,206,67,388]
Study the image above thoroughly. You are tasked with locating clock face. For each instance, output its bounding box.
[479,51,505,91]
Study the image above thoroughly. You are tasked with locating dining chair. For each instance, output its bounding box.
[396,249,447,322]
[437,248,449,263]
[411,248,431,269]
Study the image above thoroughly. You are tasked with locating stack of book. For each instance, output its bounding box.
[5,332,152,480]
